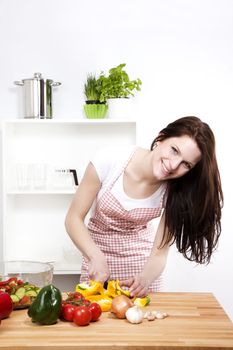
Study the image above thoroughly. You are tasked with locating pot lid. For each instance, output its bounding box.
[14,73,61,86]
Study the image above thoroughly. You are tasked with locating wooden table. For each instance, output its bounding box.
[0,292,233,350]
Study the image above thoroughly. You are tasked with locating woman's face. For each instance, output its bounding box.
[152,135,202,180]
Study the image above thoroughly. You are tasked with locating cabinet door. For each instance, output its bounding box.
[1,120,136,274]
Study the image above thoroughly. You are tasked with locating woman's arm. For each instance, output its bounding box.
[120,211,171,297]
[65,162,110,283]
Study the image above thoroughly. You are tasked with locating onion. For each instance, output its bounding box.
[111,295,134,319]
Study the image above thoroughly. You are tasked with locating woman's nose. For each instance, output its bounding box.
[170,157,181,170]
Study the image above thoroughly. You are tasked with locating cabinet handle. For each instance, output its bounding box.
[70,169,78,186]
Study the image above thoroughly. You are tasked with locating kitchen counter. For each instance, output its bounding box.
[0,292,233,350]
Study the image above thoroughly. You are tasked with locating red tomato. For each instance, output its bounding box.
[61,304,77,322]
[73,292,84,301]
[82,299,91,307]
[88,302,102,322]
[19,295,31,306]
[67,292,84,301]
[73,306,92,326]
[0,291,13,320]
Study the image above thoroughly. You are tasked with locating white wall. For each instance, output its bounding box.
[0,0,233,320]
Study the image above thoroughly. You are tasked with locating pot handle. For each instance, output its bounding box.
[50,81,62,87]
[14,81,24,86]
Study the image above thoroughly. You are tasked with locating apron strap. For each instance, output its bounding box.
[108,146,138,190]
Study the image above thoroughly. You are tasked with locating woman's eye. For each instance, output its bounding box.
[183,162,191,170]
[171,146,178,154]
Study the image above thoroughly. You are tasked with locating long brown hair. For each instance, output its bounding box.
[151,116,223,264]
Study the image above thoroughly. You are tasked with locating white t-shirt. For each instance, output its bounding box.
[91,146,166,210]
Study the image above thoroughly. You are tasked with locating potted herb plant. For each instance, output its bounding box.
[83,74,108,119]
[97,64,142,119]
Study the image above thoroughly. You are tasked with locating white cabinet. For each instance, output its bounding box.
[0,119,137,274]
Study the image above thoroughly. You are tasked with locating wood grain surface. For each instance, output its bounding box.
[0,292,233,350]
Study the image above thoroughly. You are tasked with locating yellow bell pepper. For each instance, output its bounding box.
[107,280,118,298]
[115,279,130,297]
[75,280,104,297]
[133,295,151,307]
[86,295,112,312]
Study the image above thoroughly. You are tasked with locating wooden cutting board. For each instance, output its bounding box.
[0,292,233,350]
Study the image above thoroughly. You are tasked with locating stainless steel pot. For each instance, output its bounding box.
[14,72,61,119]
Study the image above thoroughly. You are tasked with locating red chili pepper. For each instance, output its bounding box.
[0,279,10,286]
[0,277,18,286]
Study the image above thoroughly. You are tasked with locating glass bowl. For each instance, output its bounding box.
[0,261,54,309]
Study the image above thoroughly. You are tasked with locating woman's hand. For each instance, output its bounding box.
[88,256,110,284]
[119,275,150,298]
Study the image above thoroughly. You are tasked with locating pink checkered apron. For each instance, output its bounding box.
[80,149,166,291]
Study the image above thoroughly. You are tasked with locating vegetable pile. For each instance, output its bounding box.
[1,278,168,327]
[27,285,102,327]
[0,277,40,309]
[61,291,102,326]
[74,279,151,312]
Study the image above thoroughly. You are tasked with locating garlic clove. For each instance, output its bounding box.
[146,311,156,321]
[144,310,169,320]
[154,311,168,319]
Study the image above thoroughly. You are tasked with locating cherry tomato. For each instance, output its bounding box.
[73,306,92,326]
[73,292,84,301]
[88,302,102,322]
[82,299,91,307]
[61,304,77,322]
[19,295,31,306]
[68,292,84,300]
[17,279,24,285]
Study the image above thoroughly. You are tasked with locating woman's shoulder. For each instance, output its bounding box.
[91,145,136,182]
[93,145,136,164]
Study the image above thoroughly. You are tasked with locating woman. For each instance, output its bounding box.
[65,116,223,297]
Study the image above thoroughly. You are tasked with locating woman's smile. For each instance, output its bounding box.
[161,160,171,176]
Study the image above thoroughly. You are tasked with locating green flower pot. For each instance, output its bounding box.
[84,104,108,119]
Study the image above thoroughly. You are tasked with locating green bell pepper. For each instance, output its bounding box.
[28,284,62,325]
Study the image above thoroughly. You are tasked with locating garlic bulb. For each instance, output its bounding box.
[125,306,144,324]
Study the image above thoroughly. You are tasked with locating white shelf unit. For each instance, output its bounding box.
[0,118,137,274]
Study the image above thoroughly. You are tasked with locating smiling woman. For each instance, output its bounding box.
[65,116,223,299]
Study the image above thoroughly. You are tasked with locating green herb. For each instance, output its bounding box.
[97,63,142,102]
[84,74,100,101]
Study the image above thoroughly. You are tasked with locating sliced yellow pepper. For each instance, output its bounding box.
[115,279,130,297]
[86,295,112,312]
[75,280,104,297]
[107,280,118,298]
[133,296,151,307]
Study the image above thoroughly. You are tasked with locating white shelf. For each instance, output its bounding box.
[2,118,137,125]
[0,118,137,274]
[6,189,76,195]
